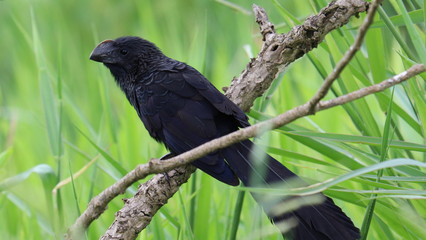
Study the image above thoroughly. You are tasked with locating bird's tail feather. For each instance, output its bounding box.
[222,140,360,240]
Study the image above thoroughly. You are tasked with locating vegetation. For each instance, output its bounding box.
[0,0,425,239]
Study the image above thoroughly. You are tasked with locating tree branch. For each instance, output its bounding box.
[225,0,369,112]
[317,64,425,111]
[100,165,196,240]
[307,0,384,113]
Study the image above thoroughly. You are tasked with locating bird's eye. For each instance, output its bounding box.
[120,49,128,55]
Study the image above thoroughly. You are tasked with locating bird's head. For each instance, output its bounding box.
[90,36,163,77]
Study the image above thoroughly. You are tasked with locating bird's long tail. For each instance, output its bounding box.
[222,140,360,240]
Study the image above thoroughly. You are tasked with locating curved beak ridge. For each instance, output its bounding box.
[90,39,115,63]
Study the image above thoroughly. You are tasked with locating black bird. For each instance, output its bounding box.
[90,36,360,240]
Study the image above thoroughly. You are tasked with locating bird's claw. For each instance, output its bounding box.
[160,152,175,160]
[160,153,175,187]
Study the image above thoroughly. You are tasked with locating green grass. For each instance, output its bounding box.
[0,0,425,239]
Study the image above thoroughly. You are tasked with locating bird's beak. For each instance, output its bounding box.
[90,39,115,63]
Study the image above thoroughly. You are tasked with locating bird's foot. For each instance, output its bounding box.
[160,153,175,187]
[160,152,175,161]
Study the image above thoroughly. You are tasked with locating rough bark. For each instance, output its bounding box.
[100,165,196,240]
[226,0,368,112]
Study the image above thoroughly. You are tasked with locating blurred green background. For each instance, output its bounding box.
[1,0,425,239]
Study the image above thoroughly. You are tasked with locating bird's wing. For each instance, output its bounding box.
[160,62,250,128]
[133,64,240,185]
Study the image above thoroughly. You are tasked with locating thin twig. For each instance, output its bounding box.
[307,0,384,113]
[317,64,425,111]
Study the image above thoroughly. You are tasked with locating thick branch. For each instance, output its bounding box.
[100,165,196,240]
[225,0,369,112]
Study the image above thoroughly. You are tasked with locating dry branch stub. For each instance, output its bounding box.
[226,0,369,112]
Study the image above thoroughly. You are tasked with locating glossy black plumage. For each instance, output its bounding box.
[90,36,360,240]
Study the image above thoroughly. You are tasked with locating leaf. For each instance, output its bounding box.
[235,158,426,196]
[75,127,128,176]
[356,9,425,28]
[0,164,56,192]
[283,131,426,152]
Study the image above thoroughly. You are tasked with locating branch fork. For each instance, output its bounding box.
[226,0,369,112]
